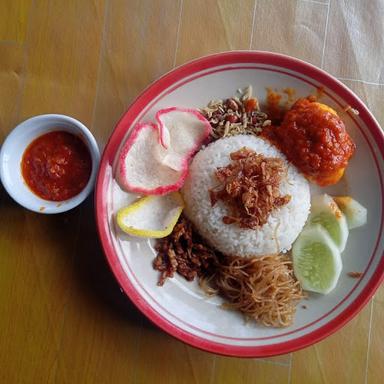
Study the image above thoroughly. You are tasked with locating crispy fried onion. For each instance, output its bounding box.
[209,147,291,229]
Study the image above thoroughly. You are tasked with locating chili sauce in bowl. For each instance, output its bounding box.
[21,131,92,201]
[0,114,100,213]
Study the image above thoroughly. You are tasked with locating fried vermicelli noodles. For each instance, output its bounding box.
[154,216,304,327]
[203,254,304,327]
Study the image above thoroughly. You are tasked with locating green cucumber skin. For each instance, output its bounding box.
[335,198,367,230]
[309,194,349,252]
[292,225,342,295]
[308,212,348,251]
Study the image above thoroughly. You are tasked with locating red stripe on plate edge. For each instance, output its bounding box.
[108,64,384,342]
[106,66,382,341]
[95,51,384,357]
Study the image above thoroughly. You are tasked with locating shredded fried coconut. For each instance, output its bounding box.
[209,147,291,229]
[153,216,218,286]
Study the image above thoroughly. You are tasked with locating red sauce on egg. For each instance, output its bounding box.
[263,98,355,186]
[21,131,92,201]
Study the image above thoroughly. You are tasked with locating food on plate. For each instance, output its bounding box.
[154,214,304,328]
[292,194,367,293]
[265,88,284,122]
[292,224,342,294]
[118,122,187,195]
[200,86,270,139]
[333,196,367,229]
[118,109,211,195]
[21,131,91,201]
[205,254,304,327]
[263,97,356,186]
[208,147,291,229]
[182,135,310,257]
[307,194,349,252]
[114,85,366,328]
[116,192,184,238]
[153,216,218,285]
[156,107,212,171]
[347,271,363,278]
[313,102,337,116]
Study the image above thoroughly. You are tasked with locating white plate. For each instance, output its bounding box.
[95,52,384,357]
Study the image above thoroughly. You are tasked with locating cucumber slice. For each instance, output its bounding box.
[292,224,342,294]
[308,194,349,252]
[333,196,367,229]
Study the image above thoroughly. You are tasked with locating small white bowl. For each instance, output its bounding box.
[0,114,100,214]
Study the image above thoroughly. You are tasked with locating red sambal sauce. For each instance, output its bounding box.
[21,131,92,201]
[262,98,355,186]
[265,88,283,123]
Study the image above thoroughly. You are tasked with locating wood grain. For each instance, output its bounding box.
[0,0,32,42]
[0,0,383,383]
[92,0,181,147]
[212,357,289,384]
[135,329,216,384]
[291,303,372,384]
[251,0,328,66]
[0,207,82,383]
[175,0,254,65]
[0,43,24,140]
[18,0,106,125]
[0,0,106,382]
[367,300,384,384]
[323,0,384,82]
[55,1,184,382]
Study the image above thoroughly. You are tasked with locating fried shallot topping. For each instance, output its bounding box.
[209,147,291,229]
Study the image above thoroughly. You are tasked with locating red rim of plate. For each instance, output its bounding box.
[95,51,384,357]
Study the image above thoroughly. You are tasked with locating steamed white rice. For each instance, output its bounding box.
[182,135,310,257]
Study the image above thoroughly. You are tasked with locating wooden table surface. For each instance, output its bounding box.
[1,1,383,383]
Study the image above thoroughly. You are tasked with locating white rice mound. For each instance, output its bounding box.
[182,135,310,258]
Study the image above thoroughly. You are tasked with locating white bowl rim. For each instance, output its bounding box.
[0,113,100,214]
